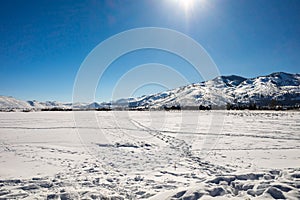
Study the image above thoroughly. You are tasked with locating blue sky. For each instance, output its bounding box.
[0,0,299,102]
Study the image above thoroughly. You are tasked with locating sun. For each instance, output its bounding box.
[167,0,206,20]
[174,0,196,11]
[180,0,195,11]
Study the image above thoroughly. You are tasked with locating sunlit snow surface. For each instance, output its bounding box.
[0,111,299,199]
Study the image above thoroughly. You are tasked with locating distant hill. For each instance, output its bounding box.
[107,72,300,110]
[1,72,299,111]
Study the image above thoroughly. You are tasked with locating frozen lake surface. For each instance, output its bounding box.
[0,111,299,199]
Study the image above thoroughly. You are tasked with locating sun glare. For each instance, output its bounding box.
[180,0,195,11]
[172,0,196,12]
[168,0,205,19]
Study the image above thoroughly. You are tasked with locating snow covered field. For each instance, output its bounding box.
[0,111,299,199]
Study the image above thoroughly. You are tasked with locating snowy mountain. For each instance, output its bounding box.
[0,96,33,110]
[0,97,62,111]
[1,72,299,111]
[0,96,106,111]
[109,72,300,109]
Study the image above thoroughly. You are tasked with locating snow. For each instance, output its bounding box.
[111,72,300,108]
[0,96,33,110]
[1,72,299,111]
[0,110,299,199]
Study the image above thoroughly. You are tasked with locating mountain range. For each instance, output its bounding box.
[1,72,299,111]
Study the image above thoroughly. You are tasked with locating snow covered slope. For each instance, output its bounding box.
[0,96,33,110]
[1,72,299,110]
[111,72,300,109]
[0,97,71,111]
